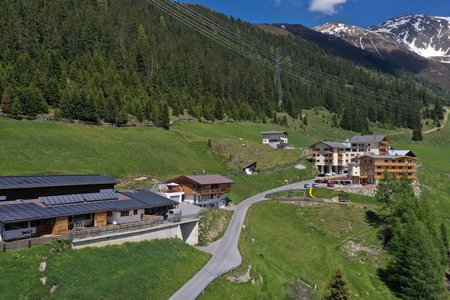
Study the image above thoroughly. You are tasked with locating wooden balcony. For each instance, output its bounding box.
[192,188,232,195]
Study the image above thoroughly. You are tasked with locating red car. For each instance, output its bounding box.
[327,182,335,187]
[314,179,324,183]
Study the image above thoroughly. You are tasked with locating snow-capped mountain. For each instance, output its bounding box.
[315,14,450,64]
[314,22,407,59]
[371,14,450,63]
[266,17,450,89]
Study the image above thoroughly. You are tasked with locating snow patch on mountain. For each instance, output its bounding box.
[315,14,450,64]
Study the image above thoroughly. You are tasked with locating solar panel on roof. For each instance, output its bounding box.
[83,191,118,202]
[41,194,84,206]
[0,175,118,190]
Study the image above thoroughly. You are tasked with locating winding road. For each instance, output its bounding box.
[169,179,314,300]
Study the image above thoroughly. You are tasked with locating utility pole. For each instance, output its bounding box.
[274,48,283,107]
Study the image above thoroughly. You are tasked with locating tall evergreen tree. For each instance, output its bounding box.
[326,269,350,300]
[388,213,445,299]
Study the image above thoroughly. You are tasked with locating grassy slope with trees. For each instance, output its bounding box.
[0,114,449,298]
[0,0,447,133]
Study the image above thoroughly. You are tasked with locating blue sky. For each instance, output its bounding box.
[180,0,450,28]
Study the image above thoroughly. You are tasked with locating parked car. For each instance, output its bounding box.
[167,209,182,222]
[327,182,335,187]
[312,183,319,188]
[314,179,324,183]
[304,183,310,188]
[322,179,329,184]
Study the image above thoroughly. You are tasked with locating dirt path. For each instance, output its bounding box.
[423,107,450,134]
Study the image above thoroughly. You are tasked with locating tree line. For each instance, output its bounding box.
[0,0,447,132]
[375,173,449,299]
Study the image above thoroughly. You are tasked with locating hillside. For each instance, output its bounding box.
[0,0,447,133]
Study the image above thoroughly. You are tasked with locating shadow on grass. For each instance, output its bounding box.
[377,267,402,298]
[365,210,383,227]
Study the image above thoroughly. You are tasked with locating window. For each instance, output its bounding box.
[133,209,138,215]
[120,211,130,217]
[384,160,388,163]
[5,222,29,230]
[107,211,112,217]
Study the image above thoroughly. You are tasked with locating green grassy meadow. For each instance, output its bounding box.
[0,118,311,179]
[201,201,393,299]
[0,239,210,300]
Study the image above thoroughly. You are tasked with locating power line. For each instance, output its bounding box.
[147,0,424,117]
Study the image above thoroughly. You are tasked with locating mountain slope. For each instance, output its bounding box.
[312,17,450,89]
[370,14,450,63]
[0,1,446,132]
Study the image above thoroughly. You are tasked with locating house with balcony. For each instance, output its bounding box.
[168,175,234,208]
[0,175,177,241]
[351,154,417,184]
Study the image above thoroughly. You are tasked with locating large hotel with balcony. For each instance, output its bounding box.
[309,135,417,184]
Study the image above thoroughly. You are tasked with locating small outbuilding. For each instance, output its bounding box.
[261,131,288,144]
[243,161,257,175]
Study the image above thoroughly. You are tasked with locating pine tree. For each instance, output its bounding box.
[388,214,445,299]
[160,102,170,130]
[412,126,423,141]
[326,269,350,300]
[0,94,12,113]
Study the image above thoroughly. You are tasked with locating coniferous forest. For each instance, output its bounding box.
[0,0,447,131]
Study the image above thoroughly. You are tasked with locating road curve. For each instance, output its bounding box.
[169,179,314,300]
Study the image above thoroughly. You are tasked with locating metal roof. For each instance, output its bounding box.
[261,131,288,135]
[121,189,178,207]
[0,190,176,223]
[360,154,416,160]
[182,175,235,185]
[311,140,349,149]
[388,150,416,157]
[349,135,386,143]
[0,175,118,190]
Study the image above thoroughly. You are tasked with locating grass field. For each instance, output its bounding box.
[201,201,393,299]
[229,162,314,203]
[0,239,210,300]
[0,118,311,180]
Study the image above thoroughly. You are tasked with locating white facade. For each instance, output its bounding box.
[107,209,145,225]
[159,192,184,204]
[311,137,388,175]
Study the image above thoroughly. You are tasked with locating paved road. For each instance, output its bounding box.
[169,179,314,300]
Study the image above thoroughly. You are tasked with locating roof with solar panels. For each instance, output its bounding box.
[0,175,177,223]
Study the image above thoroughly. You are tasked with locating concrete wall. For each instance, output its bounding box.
[72,219,199,249]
